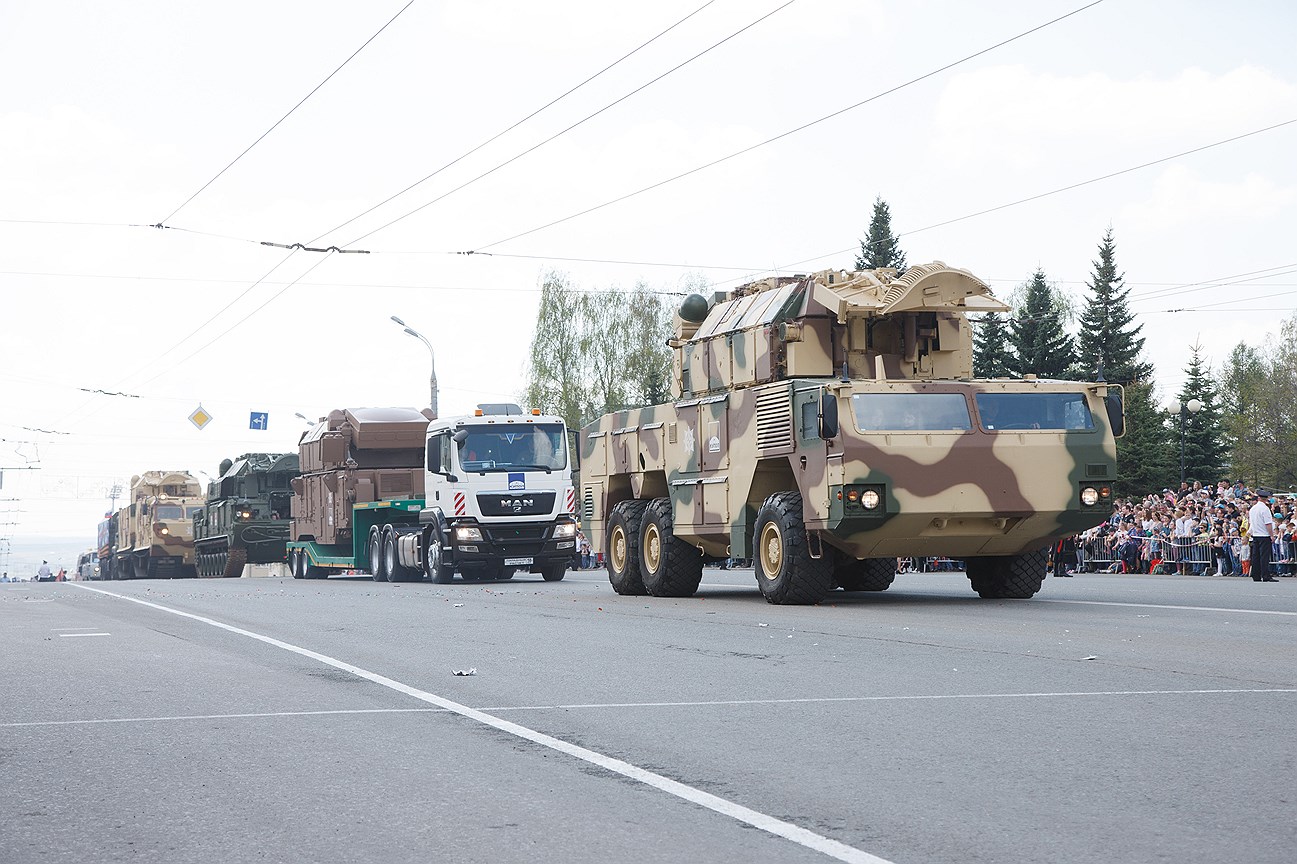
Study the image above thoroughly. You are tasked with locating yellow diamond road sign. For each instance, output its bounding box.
[188,405,213,430]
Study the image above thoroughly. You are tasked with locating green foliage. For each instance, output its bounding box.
[1175,343,1227,486]
[855,197,907,272]
[1073,229,1153,384]
[523,272,675,431]
[1114,379,1175,497]
[1008,269,1075,378]
[1218,313,1297,489]
[972,312,1016,377]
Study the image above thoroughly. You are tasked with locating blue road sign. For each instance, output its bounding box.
[249,411,269,430]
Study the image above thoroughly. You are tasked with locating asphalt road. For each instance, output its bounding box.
[2,568,1294,864]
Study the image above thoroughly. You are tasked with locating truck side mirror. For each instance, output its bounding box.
[426,439,441,473]
[452,429,469,444]
[1105,391,1125,438]
[819,391,839,440]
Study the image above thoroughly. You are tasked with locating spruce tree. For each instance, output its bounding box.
[1009,269,1075,378]
[1073,229,1153,384]
[1114,379,1175,497]
[855,197,907,272]
[972,312,1016,377]
[1175,343,1227,486]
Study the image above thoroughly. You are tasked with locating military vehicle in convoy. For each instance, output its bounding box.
[578,262,1123,605]
[193,452,299,577]
[288,407,431,579]
[112,471,204,579]
[287,405,577,584]
[96,512,118,580]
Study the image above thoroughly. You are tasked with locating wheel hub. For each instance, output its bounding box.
[643,523,661,573]
[759,523,783,580]
[611,526,627,573]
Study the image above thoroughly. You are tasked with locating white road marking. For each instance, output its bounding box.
[57,632,110,637]
[0,708,445,728]
[69,583,892,864]
[52,627,106,631]
[1038,599,1297,616]
[483,688,1297,712]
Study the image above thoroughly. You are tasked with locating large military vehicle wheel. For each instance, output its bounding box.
[753,492,833,605]
[966,548,1048,599]
[540,562,566,582]
[368,526,386,582]
[424,530,455,583]
[639,497,703,597]
[605,500,649,595]
[383,527,419,582]
[835,556,896,592]
[222,548,246,578]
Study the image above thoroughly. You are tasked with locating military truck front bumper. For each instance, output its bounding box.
[447,518,577,568]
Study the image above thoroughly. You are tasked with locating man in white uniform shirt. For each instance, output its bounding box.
[1248,491,1278,583]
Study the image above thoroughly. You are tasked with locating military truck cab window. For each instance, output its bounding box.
[850,393,972,432]
[975,392,1094,431]
[154,505,184,519]
[456,424,568,472]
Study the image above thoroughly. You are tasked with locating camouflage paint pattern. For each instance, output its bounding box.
[579,263,1120,561]
[114,470,205,569]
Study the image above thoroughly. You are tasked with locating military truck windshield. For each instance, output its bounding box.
[457,423,567,472]
[975,392,1094,431]
[154,505,184,519]
[851,393,972,432]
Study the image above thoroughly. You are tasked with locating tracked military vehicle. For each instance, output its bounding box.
[113,471,204,579]
[193,452,299,577]
[579,262,1123,605]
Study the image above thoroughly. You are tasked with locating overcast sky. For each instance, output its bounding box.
[2,0,1295,548]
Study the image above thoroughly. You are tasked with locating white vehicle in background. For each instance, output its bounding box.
[76,549,101,580]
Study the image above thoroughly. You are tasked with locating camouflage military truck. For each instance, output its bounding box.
[193,452,299,577]
[579,262,1123,605]
[113,471,204,579]
[287,407,431,579]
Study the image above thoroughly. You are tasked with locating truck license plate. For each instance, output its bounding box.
[504,557,533,566]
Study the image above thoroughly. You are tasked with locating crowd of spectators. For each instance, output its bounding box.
[1056,480,1295,577]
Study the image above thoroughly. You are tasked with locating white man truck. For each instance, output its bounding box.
[289,404,577,583]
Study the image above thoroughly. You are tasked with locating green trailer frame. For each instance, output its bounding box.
[288,498,425,574]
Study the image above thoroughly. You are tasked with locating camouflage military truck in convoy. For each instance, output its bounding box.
[287,405,577,584]
[579,262,1123,605]
[193,452,299,577]
[112,471,204,579]
[96,512,118,580]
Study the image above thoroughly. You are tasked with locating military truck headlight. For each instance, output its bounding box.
[455,526,483,542]
[158,525,170,535]
[1081,487,1099,506]
[553,522,576,539]
[238,510,253,520]
[860,490,881,510]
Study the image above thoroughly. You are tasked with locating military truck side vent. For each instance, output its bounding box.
[583,487,595,520]
[755,384,794,451]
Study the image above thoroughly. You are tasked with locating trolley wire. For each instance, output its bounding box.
[159,0,416,224]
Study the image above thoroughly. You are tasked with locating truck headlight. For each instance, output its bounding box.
[455,526,483,542]
[860,490,881,510]
[553,522,576,539]
[1081,487,1099,506]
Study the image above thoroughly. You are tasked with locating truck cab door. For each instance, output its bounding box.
[426,432,453,507]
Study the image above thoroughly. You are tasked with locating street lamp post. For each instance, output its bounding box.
[390,316,438,418]
[1167,398,1203,486]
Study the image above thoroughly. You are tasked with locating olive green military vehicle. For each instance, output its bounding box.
[113,470,204,579]
[579,262,1123,605]
[193,453,299,577]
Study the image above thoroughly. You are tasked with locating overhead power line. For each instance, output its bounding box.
[310,0,721,245]
[338,0,802,248]
[466,0,1109,252]
[158,0,416,224]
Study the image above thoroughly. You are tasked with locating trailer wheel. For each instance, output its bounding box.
[289,550,303,579]
[835,556,896,592]
[639,497,702,597]
[540,562,566,582]
[605,500,649,595]
[424,529,455,583]
[368,526,386,581]
[966,548,1047,598]
[752,492,833,605]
